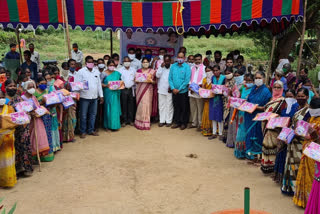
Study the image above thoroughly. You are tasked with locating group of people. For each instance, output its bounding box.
[0,43,319,212]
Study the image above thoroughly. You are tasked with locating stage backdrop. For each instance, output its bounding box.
[120,31,183,60]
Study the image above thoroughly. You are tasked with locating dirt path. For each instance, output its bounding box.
[1,126,304,214]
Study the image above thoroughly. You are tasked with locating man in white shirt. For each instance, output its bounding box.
[75,55,104,138]
[119,56,136,126]
[156,55,174,127]
[189,54,206,131]
[29,43,40,72]
[71,43,84,65]
[128,48,142,70]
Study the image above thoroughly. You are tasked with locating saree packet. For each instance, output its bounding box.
[35,106,49,117]
[266,117,290,129]
[189,82,200,94]
[70,81,89,91]
[229,97,245,108]
[232,86,241,98]
[70,92,80,101]
[253,112,278,121]
[295,120,312,137]
[277,127,295,144]
[58,89,70,96]
[15,101,34,112]
[135,73,153,83]
[212,84,226,95]
[44,92,63,106]
[237,101,258,113]
[0,73,7,84]
[108,81,125,90]
[10,112,31,125]
[62,96,75,109]
[199,88,214,98]
[303,142,320,162]
[54,79,64,89]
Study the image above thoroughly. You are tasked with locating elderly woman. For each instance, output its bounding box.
[22,80,50,158]
[260,81,286,174]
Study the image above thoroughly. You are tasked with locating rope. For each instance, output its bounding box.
[175,0,185,35]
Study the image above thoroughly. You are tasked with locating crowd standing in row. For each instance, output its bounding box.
[0,43,320,212]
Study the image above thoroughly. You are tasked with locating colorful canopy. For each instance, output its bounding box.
[0,0,303,35]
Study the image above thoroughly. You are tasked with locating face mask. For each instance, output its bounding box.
[73,48,78,52]
[245,83,254,88]
[86,63,94,69]
[225,73,233,80]
[309,108,320,117]
[0,98,6,106]
[128,54,136,60]
[142,62,150,69]
[6,88,17,97]
[61,69,69,79]
[297,98,307,106]
[11,47,16,52]
[234,75,244,85]
[145,54,152,61]
[215,58,221,63]
[27,88,35,95]
[177,58,185,64]
[255,79,263,87]
[188,62,194,67]
[159,55,164,61]
[98,64,105,69]
[302,85,311,90]
[206,55,212,60]
[233,55,239,60]
[123,62,131,68]
[21,82,25,88]
[29,48,34,52]
[108,66,115,71]
[39,84,47,90]
[70,67,75,72]
[272,88,283,98]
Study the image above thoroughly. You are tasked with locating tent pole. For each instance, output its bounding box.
[15,26,23,64]
[110,29,113,55]
[63,0,72,59]
[297,0,308,73]
[267,36,276,84]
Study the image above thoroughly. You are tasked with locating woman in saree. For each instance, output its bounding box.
[22,80,50,158]
[245,71,272,162]
[305,161,320,213]
[0,91,17,187]
[134,57,156,130]
[34,77,54,162]
[293,97,320,208]
[201,66,214,136]
[5,80,33,177]
[208,65,225,140]
[260,81,286,174]
[234,73,254,159]
[281,88,310,195]
[102,60,122,131]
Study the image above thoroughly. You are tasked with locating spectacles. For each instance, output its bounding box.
[213,70,219,72]
[273,87,282,90]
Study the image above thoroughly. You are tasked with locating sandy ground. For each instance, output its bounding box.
[1,125,304,214]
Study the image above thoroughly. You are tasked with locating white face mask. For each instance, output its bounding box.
[159,55,164,61]
[309,108,320,117]
[123,62,131,68]
[98,64,105,69]
[255,79,263,87]
[0,98,6,106]
[142,62,150,69]
[128,54,136,60]
[234,55,239,60]
[226,73,233,80]
[27,88,36,95]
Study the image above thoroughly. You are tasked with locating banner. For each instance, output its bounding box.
[120,31,183,60]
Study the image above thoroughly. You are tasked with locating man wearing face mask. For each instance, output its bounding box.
[188,54,206,131]
[211,50,226,72]
[203,50,213,67]
[127,48,142,70]
[119,56,137,126]
[151,48,167,70]
[75,56,104,138]
[68,59,77,81]
[169,52,191,130]
[71,43,83,65]
[5,43,20,60]
[111,53,122,70]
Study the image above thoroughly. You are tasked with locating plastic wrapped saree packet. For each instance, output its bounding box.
[15,101,34,112]
[108,81,125,90]
[229,97,246,109]
[199,88,214,98]
[266,117,290,129]
[277,127,295,144]
[44,92,63,106]
[253,112,278,121]
[237,101,258,113]
[303,142,320,162]
[62,96,75,109]
[295,120,312,137]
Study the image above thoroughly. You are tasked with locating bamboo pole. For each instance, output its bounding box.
[15,26,23,64]
[267,36,276,84]
[62,0,72,59]
[33,118,41,172]
[110,29,113,55]
[297,0,308,73]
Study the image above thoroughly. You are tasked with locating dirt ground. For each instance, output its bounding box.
[1,125,304,214]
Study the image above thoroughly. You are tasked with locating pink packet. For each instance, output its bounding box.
[44,92,63,106]
[108,81,124,90]
[295,120,312,137]
[54,79,64,89]
[135,73,151,83]
[277,127,295,144]
[238,101,258,113]
[199,88,214,98]
[266,117,290,129]
[62,96,75,109]
[229,97,245,108]
[70,92,80,101]
[70,82,84,91]
[212,85,225,94]
[303,142,320,162]
[15,101,34,112]
[232,86,241,98]
[35,106,49,117]
[10,112,31,125]
[253,112,278,121]
[82,80,89,90]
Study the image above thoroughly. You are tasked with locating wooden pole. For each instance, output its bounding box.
[110,29,113,55]
[62,0,72,59]
[297,0,308,73]
[15,26,23,64]
[33,118,41,172]
[267,36,276,84]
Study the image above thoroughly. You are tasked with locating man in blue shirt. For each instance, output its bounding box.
[169,52,191,130]
[21,50,38,83]
[5,43,20,60]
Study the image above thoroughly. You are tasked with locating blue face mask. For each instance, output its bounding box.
[302,85,311,90]
[234,75,244,85]
[145,54,152,61]
[245,83,254,88]
[70,67,75,72]
[39,84,47,90]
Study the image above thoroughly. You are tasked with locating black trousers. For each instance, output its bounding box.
[172,92,190,126]
[121,88,136,124]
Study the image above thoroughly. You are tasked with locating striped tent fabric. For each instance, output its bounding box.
[0,0,303,35]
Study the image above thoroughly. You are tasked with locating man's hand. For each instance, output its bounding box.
[99,97,104,104]
[172,89,179,94]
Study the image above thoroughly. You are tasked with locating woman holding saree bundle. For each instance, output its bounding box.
[201,67,214,136]
[245,71,272,161]
[102,60,122,131]
[293,97,320,208]
[234,73,254,159]
[305,161,320,213]
[260,81,286,174]
[134,58,156,130]
[281,88,310,195]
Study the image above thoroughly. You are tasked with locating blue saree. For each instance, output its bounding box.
[209,75,225,122]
